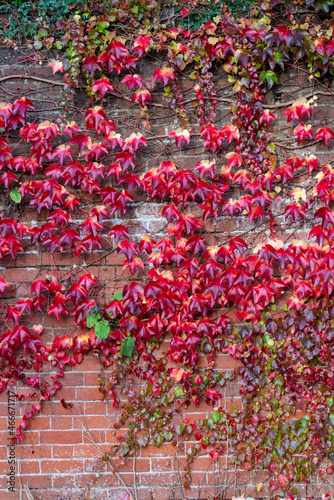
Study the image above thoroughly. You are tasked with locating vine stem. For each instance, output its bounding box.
[0,74,65,85]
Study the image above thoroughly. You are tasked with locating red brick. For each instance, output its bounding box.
[40,430,82,445]
[52,474,76,488]
[84,401,107,415]
[82,429,106,444]
[40,459,83,474]
[0,492,19,500]
[76,387,103,401]
[52,445,73,458]
[20,474,52,489]
[20,460,40,474]
[50,416,73,430]
[140,472,177,487]
[73,358,100,371]
[150,458,173,473]
[73,444,105,458]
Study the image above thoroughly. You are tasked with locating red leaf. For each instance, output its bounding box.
[153,67,175,86]
[132,36,153,57]
[283,98,311,123]
[0,276,9,294]
[85,107,107,130]
[169,128,190,147]
[131,88,151,107]
[285,203,306,222]
[91,77,114,98]
[122,133,147,154]
[81,56,103,77]
[315,127,334,146]
[122,74,143,90]
[53,144,73,166]
[12,97,34,118]
[180,7,190,16]
[48,60,64,74]
[71,134,91,154]
[77,274,98,290]
[259,109,276,126]
[108,224,129,243]
[293,123,313,142]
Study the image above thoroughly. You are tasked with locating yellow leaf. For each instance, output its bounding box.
[257,482,263,492]
[208,36,219,45]
[291,187,307,202]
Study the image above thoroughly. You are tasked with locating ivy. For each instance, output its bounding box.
[0,0,75,41]
[1,0,334,496]
[176,0,257,30]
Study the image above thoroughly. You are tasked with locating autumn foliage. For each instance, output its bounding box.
[2,0,334,496]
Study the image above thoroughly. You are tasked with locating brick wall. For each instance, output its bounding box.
[0,49,333,500]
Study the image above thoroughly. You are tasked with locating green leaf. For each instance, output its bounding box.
[211,412,222,423]
[175,424,184,436]
[259,70,278,90]
[10,188,21,203]
[95,320,110,339]
[36,28,48,40]
[300,416,309,429]
[174,387,183,397]
[121,336,135,357]
[113,291,123,300]
[87,311,100,328]
[33,41,43,50]
[55,41,63,50]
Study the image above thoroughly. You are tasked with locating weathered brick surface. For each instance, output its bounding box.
[0,50,333,499]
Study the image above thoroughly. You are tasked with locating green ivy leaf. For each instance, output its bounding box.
[175,424,184,436]
[275,375,284,387]
[259,70,278,90]
[113,291,123,300]
[211,412,222,423]
[174,387,183,397]
[121,336,135,356]
[10,188,21,204]
[36,28,48,40]
[95,320,110,339]
[87,311,100,328]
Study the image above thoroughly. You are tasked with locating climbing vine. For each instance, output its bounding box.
[2,0,334,495]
